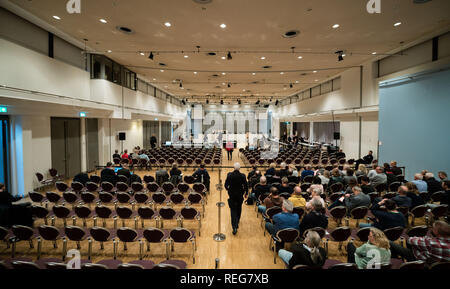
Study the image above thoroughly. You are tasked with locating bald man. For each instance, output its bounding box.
[225,162,248,235]
[392,185,412,208]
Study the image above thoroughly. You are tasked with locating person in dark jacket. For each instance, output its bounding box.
[299,198,328,237]
[150,135,157,149]
[112,150,121,161]
[278,230,327,269]
[360,176,375,195]
[251,176,271,202]
[0,183,32,227]
[265,163,276,176]
[360,199,406,230]
[73,172,90,186]
[405,182,425,208]
[441,180,450,206]
[155,164,169,186]
[192,164,210,192]
[390,161,403,176]
[101,162,118,185]
[117,163,132,184]
[225,163,248,235]
[392,186,412,208]
[169,164,182,185]
[425,173,442,194]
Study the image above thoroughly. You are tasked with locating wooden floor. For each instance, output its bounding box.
[0,149,426,269]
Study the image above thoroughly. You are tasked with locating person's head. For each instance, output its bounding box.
[414,173,423,181]
[375,166,384,174]
[358,164,367,173]
[281,177,288,185]
[425,172,434,180]
[270,163,276,169]
[124,149,128,153]
[293,186,301,195]
[323,170,330,178]
[398,185,408,195]
[438,171,447,181]
[252,166,257,171]
[384,199,396,211]
[122,162,129,169]
[200,164,205,170]
[260,176,267,185]
[331,168,340,177]
[368,227,390,250]
[348,178,358,188]
[172,163,178,170]
[234,162,240,171]
[304,230,323,265]
[106,162,113,168]
[115,149,119,154]
[442,180,450,191]
[421,169,428,176]
[270,187,279,196]
[361,176,370,185]
[431,221,450,238]
[383,163,390,170]
[339,149,343,153]
[288,168,293,176]
[405,182,418,194]
[368,150,373,155]
[352,186,362,195]
[305,165,311,171]
[390,161,397,167]
[312,176,322,185]
[282,199,294,213]
[280,162,287,169]
[311,187,322,197]
[311,197,323,212]
[346,168,354,176]
[0,183,5,193]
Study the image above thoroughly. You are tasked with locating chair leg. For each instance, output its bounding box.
[72,216,76,226]
[165,240,169,260]
[37,237,42,260]
[62,238,67,261]
[88,238,92,260]
[113,239,117,260]
[147,241,150,252]
[53,240,58,249]
[29,239,34,249]
[139,239,143,260]
[273,239,277,264]
[192,240,196,264]
[134,217,138,230]
[122,219,126,228]
[51,216,55,226]
[93,216,97,227]
[142,219,145,229]
[114,217,117,229]
[124,242,127,251]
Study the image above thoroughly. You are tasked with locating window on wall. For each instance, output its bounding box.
[104,57,113,82]
[0,116,10,191]
[91,54,102,79]
[112,62,122,85]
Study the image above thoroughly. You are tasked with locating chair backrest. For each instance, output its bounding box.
[49,168,58,177]
[74,205,92,219]
[329,192,343,203]
[410,205,428,218]
[46,191,61,203]
[117,263,144,269]
[12,225,34,241]
[101,182,115,193]
[143,227,166,243]
[383,226,404,241]
[116,182,129,192]
[29,191,45,203]
[116,227,138,242]
[36,172,44,182]
[81,192,96,204]
[375,183,387,193]
[56,181,69,193]
[399,260,426,270]
[147,182,160,193]
[292,207,305,219]
[116,192,131,204]
[406,225,428,238]
[143,175,155,183]
[32,205,49,219]
[152,192,166,204]
[159,207,177,219]
[330,227,351,242]
[98,192,114,204]
[276,228,300,243]
[90,175,101,184]
[169,227,192,243]
[180,207,198,219]
[431,204,448,217]
[429,261,450,270]
[70,181,84,193]
[95,205,113,219]
[430,191,445,203]
[63,191,78,204]
[330,206,347,219]
[389,182,401,192]
[193,183,206,194]
[266,206,282,220]
[90,227,111,242]
[170,193,184,204]
[328,263,358,270]
[11,261,40,269]
[38,225,60,241]
[52,205,71,218]
[117,175,129,184]
[330,183,343,193]
[134,192,149,204]
[350,206,369,219]
[116,206,133,219]
[64,226,86,241]
[177,183,190,194]
[131,182,144,193]
[137,206,155,219]
[85,182,99,192]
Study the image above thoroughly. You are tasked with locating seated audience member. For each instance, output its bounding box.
[279,177,293,195]
[112,149,121,160]
[101,162,117,185]
[392,185,412,208]
[441,180,450,206]
[344,178,358,195]
[169,164,182,185]
[299,198,328,237]
[328,168,344,187]
[438,171,447,182]
[301,165,315,181]
[249,171,262,193]
[73,172,90,186]
[139,151,150,162]
[318,170,330,185]
[383,163,392,174]
[305,188,326,212]
[258,187,283,215]
[328,186,371,212]
[117,163,132,184]
[278,230,327,269]
[336,149,346,160]
[355,164,368,177]
[289,186,307,208]
[361,199,406,230]
[121,149,129,160]
[289,164,299,177]
[354,150,374,170]
[0,183,32,227]
[344,168,357,186]
[251,176,271,202]
[360,176,375,194]
[265,200,299,236]
[247,166,258,181]
[192,164,211,191]
[265,163,276,176]
[367,164,378,179]
[425,172,443,194]
[155,164,169,186]
[389,220,450,264]
[279,163,289,178]
[412,173,428,193]
[369,166,387,188]
[390,161,403,176]
[405,182,425,208]
[347,227,391,269]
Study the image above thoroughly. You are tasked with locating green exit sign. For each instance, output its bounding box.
[0,106,7,113]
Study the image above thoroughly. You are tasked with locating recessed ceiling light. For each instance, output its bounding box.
[164,22,171,27]
[160,70,164,72]
[153,78,156,81]
[107,50,112,53]
[193,72,198,74]
[372,52,377,55]
[140,52,145,56]
[394,22,402,27]
[100,19,107,23]
[315,79,318,82]
[313,70,317,73]
[332,24,340,29]
[184,55,189,58]
[221,72,226,75]
[221,56,226,60]
[252,73,256,75]
[342,54,346,57]
[260,56,266,60]
[280,72,284,75]
[297,56,303,59]
[220,23,227,29]
[53,15,61,20]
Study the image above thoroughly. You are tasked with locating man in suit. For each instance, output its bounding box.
[155,164,169,186]
[225,162,248,235]
[150,134,157,149]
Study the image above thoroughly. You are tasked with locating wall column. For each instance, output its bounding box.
[158,120,161,147]
[309,121,314,142]
[80,118,87,172]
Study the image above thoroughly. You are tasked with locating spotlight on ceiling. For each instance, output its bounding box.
[335,50,344,61]
[227,51,232,60]
[148,52,154,60]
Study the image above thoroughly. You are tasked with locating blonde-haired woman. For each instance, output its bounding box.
[278,230,327,268]
[355,164,368,177]
[346,227,391,269]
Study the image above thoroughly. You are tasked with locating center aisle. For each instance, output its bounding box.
[191,149,284,269]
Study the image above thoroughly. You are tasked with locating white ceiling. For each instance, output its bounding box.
[5,0,450,104]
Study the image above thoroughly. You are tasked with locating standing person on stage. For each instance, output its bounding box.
[225,163,248,235]
[150,134,157,149]
[226,141,234,161]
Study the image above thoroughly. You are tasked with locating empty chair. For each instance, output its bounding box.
[405,225,428,238]
[162,182,176,195]
[179,207,201,236]
[326,227,352,253]
[355,227,371,242]
[158,207,179,229]
[409,205,427,226]
[88,227,115,260]
[137,206,157,228]
[177,183,191,194]
[94,205,117,228]
[131,182,144,193]
[134,192,149,206]
[116,192,135,209]
[193,183,207,195]
[116,182,130,193]
[55,182,70,193]
[37,225,63,259]
[28,191,47,207]
[85,182,100,193]
[389,182,401,193]
[183,175,195,184]
[152,192,167,207]
[36,172,54,190]
[168,228,196,264]
[11,225,36,258]
[62,191,79,209]
[74,205,94,227]
[143,175,155,184]
[169,192,186,205]
[383,227,404,242]
[347,206,369,227]
[271,228,300,264]
[429,205,448,223]
[52,205,74,227]
[147,182,160,193]
[117,175,129,184]
[187,193,205,216]
[90,175,101,184]
[63,226,89,261]
[114,227,142,260]
[116,206,138,229]
[80,192,98,207]
[100,182,116,194]
[98,192,116,206]
[32,205,52,226]
[330,183,343,193]
[46,191,62,205]
[329,206,347,226]
[141,228,169,259]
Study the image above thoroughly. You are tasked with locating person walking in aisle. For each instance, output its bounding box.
[226,141,234,161]
[225,162,248,235]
